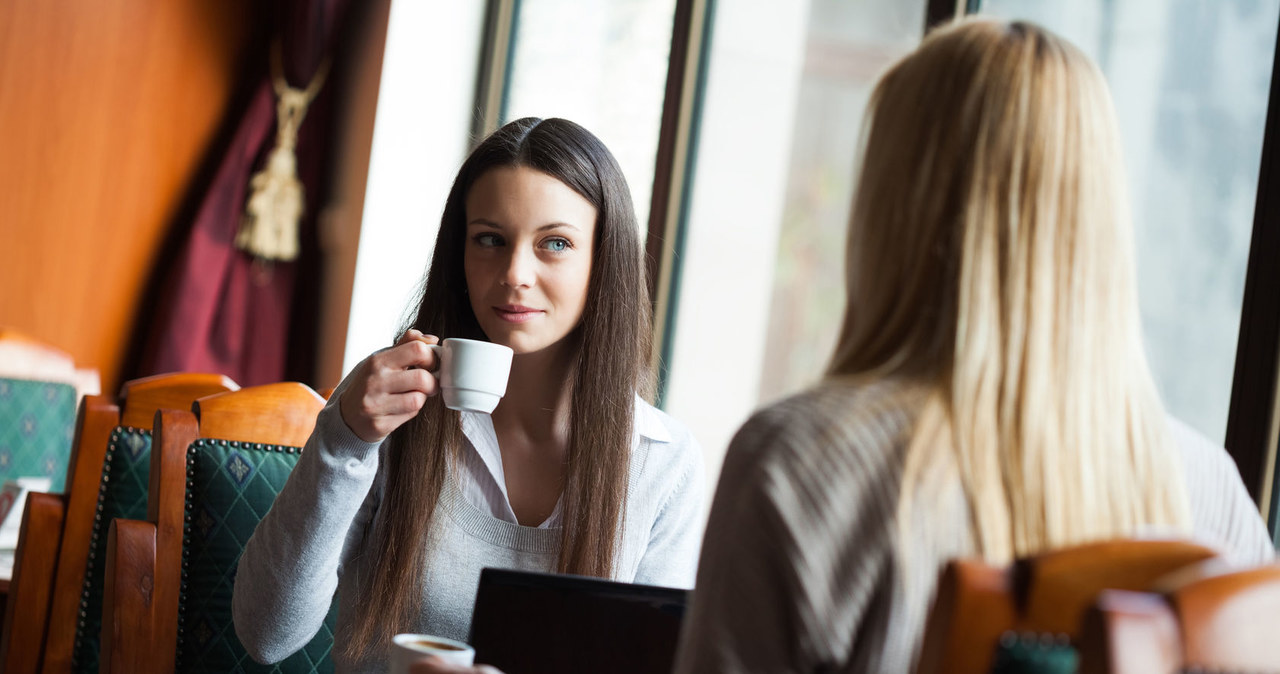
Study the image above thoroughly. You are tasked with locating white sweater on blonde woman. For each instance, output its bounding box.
[233,381,705,674]
[674,378,1274,674]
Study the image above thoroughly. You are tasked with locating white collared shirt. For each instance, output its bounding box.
[455,396,672,528]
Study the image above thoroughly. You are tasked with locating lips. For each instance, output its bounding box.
[493,304,543,323]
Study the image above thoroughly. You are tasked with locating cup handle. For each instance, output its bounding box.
[426,343,443,372]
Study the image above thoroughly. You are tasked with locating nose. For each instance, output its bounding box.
[499,247,535,289]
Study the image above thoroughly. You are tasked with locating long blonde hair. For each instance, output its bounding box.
[829,18,1191,562]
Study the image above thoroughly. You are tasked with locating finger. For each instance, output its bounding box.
[381,368,439,397]
[397,329,424,346]
[391,390,430,416]
[378,339,439,371]
[407,658,444,674]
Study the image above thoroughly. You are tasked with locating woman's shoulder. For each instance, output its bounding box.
[634,394,695,445]
[740,377,922,451]
[1166,415,1274,565]
[718,377,924,494]
[1166,415,1244,482]
[633,395,703,473]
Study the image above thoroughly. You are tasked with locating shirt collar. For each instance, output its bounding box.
[461,394,671,446]
[633,394,672,444]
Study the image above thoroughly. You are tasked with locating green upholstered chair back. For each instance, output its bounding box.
[72,425,153,673]
[0,377,77,492]
[177,437,337,673]
[989,632,1079,673]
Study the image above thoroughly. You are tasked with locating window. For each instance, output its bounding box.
[661,0,926,479]
[981,0,1280,442]
[502,0,678,231]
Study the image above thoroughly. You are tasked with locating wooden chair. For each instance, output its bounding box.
[32,373,236,674]
[0,328,102,667]
[0,368,232,674]
[99,383,333,674]
[915,539,1219,674]
[0,492,67,673]
[1081,563,1280,673]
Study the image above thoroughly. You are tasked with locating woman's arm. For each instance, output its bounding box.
[231,394,383,663]
[671,396,900,674]
[670,416,810,673]
[233,330,442,663]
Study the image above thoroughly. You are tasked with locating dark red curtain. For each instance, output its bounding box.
[131,0,353,387]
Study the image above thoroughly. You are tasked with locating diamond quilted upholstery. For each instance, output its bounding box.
[72,426,153,674]
[0,377,76,492]
[179,438,337,673]
[990,632,1079,674]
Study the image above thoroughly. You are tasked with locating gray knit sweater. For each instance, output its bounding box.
[674,378,1274,674]
[233,390,705,673]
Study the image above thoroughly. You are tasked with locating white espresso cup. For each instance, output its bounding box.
[426,338,513,414]
[390,633,475,672]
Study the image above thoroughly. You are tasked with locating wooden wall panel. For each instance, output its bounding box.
[0,0,254,394]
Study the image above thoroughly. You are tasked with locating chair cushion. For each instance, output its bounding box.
[0,378,76,492]
[990,631,1079,673]
[73,425,153,673]
[178,438,337,673]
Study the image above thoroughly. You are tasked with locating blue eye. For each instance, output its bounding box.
[473,232,503,247]
[544,238,570,252]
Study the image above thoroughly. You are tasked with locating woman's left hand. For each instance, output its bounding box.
[408,656,505,674]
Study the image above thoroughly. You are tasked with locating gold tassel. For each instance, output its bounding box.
[237,42,331,262]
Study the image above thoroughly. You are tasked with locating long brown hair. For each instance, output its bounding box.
[828,19,1190,562]
[344,118,653,658]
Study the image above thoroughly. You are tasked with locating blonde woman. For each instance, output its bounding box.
[673,18,1273,673]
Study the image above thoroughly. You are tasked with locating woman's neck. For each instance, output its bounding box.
[490,342,576,448]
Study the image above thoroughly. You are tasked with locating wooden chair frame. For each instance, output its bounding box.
[916,539,1219,674]
[0,373,238,674]
[0,492,68,672]
[99,382,324,674]
[1081,563,1280,673]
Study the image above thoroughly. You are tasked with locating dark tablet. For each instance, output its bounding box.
[468,567,690,674]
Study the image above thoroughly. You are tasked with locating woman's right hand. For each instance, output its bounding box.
[339,329,441,443]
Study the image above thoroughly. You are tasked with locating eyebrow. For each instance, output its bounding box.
[466,218,581,233]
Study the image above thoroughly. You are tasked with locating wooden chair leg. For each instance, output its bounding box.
[0,492,67,673]
[100,518,160,674]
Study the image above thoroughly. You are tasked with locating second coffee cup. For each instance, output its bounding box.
[389,633,475,672]
[427,338,513,414]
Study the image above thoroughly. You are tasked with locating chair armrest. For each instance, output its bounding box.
[0,492,67,673]
[43,394,119,671]
[1079,589,1181,674]
[100,518,159,674]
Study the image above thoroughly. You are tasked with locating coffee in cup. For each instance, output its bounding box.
[426,338,513,414]
[390,633,475,672]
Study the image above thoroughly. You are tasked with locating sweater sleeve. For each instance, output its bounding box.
[672,405,894,673]
[632,426,706,589]
[232,381,384,664]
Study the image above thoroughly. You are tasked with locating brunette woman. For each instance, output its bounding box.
[233,117,705,673]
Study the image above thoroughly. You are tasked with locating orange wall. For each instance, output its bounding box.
[0,0,253,394]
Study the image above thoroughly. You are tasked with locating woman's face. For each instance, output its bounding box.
[464,166,597,356]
